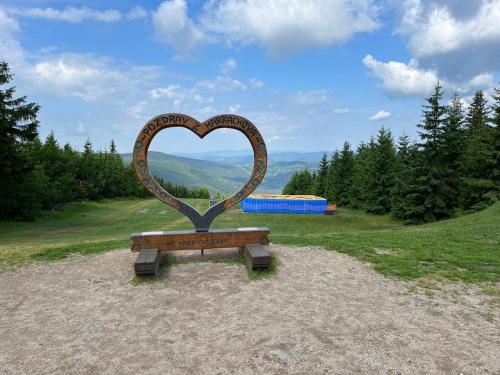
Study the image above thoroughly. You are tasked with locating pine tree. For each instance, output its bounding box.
[401,82,451,223]
[391,134,416,218]
[461,90,497,210]
[364,127,397,214]
[283,172,300,195]
[0,61,42,219]
[490,87,500,190]
[313,153,329,197]
[441,91,465,211]
[326,142,354,206]
[349,140,374,209]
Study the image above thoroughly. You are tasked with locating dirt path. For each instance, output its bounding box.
[0,245,498,374]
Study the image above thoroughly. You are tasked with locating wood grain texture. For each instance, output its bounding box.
[132,113,267,232]
[131,227,270,252]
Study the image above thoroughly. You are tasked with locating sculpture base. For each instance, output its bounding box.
[131,227,270,252]
[131,227,271,277]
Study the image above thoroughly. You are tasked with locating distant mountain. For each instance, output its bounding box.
[174,150,326,164]
[121,151,319,194]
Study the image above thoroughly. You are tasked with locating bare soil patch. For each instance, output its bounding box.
[1,245,498,374]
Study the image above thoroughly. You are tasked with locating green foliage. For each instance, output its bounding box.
[312,153,329,197]
[0,61,41,220]
[364,128,397,214]
[283,83,498,223]
[326,142,354,206]
[460,90,498,210]
[282,169,314,195]
[401,82,453,223]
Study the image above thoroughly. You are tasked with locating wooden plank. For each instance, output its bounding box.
[131,227,270,252]
[134,248,160,276]
[325,203,337,215]
[243,244,271,270]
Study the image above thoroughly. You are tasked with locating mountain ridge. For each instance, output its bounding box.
[121,151,318,193]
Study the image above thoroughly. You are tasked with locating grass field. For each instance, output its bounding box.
[0,198,498,283]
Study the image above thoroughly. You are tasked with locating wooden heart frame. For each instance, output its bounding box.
[133,113,267,232]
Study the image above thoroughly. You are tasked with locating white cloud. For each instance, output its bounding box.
[249,78,264,88]
[467,73,493,89]
[201,0,381,58]
[228,103,241,113]
[333,108,350,115]
[363,54,439,96]
[196,75,247,91]
[391,0,500,80]
[369,110,391,121]
[397,0,500,59]
[152,0,207,59]
[9,6,122,23]
[292,90,330,105]
[0,10,23,64]
[23,55,163,102]
[219,58,237,75]
[126,6,148,20]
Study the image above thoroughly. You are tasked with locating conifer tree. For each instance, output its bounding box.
[391,134,414,218]
[441,91,466,210]
[349,140,375,208]
[326,142,354,206]
[401,82,451,223]
[313,153,329,197]
[490,87,500,189]
[461,90,496,210]
[0,61,42,219]
[364,127,397,214]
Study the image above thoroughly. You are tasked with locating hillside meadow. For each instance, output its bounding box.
[0,198,498,283]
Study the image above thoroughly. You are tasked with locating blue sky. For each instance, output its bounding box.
[0,0,499,154]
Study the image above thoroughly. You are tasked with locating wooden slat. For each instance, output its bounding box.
[131,227,270,252]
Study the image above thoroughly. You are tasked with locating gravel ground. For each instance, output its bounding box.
[0,245,499,374]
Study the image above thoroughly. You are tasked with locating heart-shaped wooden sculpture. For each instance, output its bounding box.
[133,113,267,232]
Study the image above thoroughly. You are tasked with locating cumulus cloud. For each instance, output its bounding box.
[201,0,381,58]
[292,90,330,105]
[398,0,500,59]
[196,75,247,91]
[219,58,237,75]
[393,0,500,80]
[152,0,207,59]
[24,54,163,102]
[333,108,350,115]
[150,0,381,59]
[8,6,122,23]
[228,103,241,113]
[369,110,391,121]
[0,10,23,64]
[126,6,148,20]
[249,78,264,88]
[467,73,493,89]
[363,54,439,96]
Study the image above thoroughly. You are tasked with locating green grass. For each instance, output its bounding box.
[0,198,498,283]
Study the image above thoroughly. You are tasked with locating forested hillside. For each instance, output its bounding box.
[284,84,500,223]
[0,62,208,220]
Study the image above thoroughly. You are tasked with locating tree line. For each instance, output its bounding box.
[0,62,208,221]
[284,83,499,223]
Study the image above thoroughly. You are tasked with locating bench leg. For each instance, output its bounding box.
[134,248,161,277]
[243,244,271,270]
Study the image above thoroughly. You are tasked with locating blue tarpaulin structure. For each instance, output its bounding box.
[241,194,328,214]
